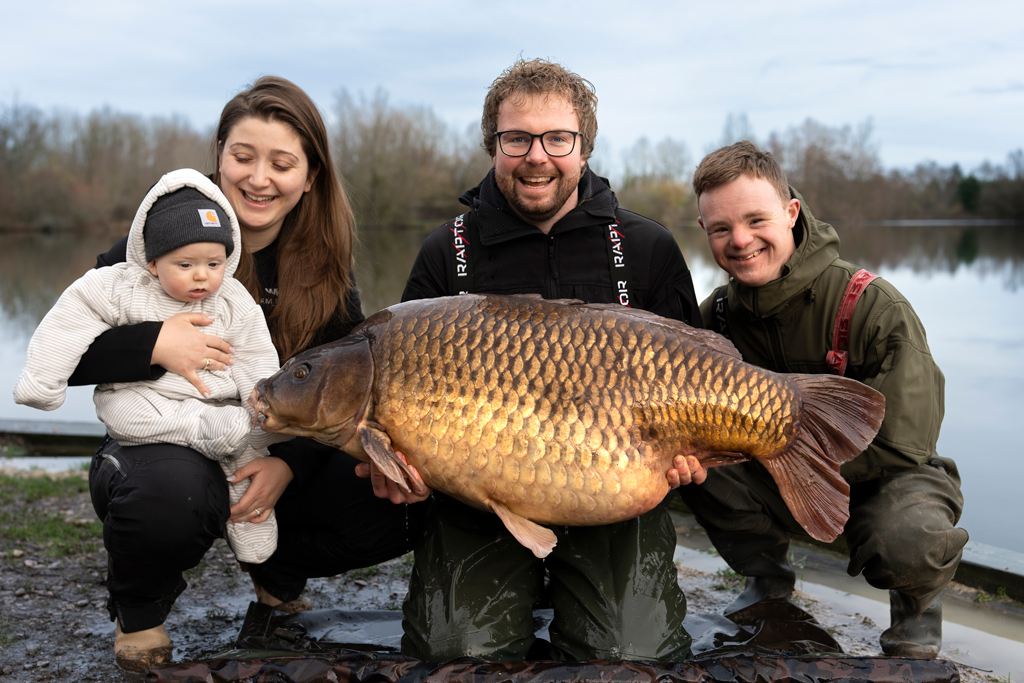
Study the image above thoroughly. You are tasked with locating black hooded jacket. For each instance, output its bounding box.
[402,168,700,326]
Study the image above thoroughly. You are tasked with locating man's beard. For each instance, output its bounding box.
[496,165,582,225]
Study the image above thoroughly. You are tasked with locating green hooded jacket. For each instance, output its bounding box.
[699,188,945,483]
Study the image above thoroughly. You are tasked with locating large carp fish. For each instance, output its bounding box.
[249,294,885,558]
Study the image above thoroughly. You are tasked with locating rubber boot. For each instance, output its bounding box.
[114,622,173,672]
[239,562,312,613]
[710,527,796,615]
[880,591,942,658]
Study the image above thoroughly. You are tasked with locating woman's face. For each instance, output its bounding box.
[218,117,317,251]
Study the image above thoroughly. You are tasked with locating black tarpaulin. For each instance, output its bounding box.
[146,600,959,683]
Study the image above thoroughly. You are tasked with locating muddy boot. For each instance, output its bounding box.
[114,622,173,672]
[880,591,942,658]
[712,527,796,615]
[726,575,798,615]
[240,563,312,614]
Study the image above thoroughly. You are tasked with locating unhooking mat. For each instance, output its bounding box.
[147,599,959,682]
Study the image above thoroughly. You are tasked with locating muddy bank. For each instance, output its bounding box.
[0,469,996,682]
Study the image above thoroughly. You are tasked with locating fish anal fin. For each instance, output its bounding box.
[698,451,752,469]
[762,435,850,542]
[358,426,413,494]
[489,499,557,558]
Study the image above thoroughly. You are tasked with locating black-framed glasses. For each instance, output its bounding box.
[495,130,581,157]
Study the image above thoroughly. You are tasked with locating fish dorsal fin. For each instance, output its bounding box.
[582,304,742,360]
[359,426,415,494]
[488,499,557,558]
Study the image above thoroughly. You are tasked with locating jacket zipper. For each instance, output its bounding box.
[547,235,559,298]
[753,289,791,373]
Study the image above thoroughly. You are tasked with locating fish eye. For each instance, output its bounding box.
[294,364,310,380]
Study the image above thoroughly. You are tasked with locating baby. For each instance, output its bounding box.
[14,168,287,563]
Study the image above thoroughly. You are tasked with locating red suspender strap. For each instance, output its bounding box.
[825,269,880,376]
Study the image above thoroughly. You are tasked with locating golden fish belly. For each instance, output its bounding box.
[368,296,800,527]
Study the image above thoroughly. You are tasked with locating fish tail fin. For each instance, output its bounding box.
[763,374,885,542]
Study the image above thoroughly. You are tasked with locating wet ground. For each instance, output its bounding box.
[0,467,1018,682]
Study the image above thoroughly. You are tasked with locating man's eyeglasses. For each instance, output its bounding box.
[495,130,581,157]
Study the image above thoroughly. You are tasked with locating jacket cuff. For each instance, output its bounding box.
[67,321,167,386]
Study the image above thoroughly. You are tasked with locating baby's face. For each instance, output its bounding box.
[147,242,227,304]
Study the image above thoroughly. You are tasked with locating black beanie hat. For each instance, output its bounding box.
[144,187,234,262]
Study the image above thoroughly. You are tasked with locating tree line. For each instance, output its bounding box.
[1,96,1021,233]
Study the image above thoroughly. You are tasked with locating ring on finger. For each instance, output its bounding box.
[253,508,261,517]
[205,358,212,370]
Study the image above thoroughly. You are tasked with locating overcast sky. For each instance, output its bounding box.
[3,0,1021,174]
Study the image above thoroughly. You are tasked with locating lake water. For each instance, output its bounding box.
[2,224,1021,553]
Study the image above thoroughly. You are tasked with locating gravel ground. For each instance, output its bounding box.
[0,468,996,682]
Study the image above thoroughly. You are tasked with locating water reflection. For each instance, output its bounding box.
[3,225,1021,336]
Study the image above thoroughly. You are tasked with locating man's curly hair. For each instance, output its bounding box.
[481,58,598,161]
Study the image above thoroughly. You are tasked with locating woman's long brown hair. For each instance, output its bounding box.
[213,76,356,361]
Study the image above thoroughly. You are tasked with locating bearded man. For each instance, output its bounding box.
[393,58,704,662]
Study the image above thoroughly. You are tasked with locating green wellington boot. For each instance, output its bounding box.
[880,591,942,658]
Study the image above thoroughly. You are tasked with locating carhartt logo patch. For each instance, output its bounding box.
[199,209,220,227]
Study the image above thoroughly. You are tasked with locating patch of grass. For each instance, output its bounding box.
[0,617,18,647]
[401,553,415,566]
[0,473,89,506]
[788,550,807,569]
[206,607,229,620]
[0,511,102,557]
[976,589,993,603]
[185,560,208,581]
[711,567,744,591]
[997,587,1009,599]
[348,565,381,581]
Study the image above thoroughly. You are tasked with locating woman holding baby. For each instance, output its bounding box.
[70,76,429,672]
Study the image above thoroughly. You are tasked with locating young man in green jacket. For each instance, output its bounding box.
[679,141,968,658]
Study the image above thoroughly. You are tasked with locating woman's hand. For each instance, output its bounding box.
[228,456,294,523]
[354,451,431,504]
[666,455,706,489]
[153,312,235,397]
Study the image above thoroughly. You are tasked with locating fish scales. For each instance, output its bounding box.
[250,294,885,557]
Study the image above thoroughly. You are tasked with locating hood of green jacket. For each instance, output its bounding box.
[729,187,840,318]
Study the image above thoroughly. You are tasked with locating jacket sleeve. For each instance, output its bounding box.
[68,235,166,386]
[840,286,945,482]
[402,224,452,302]
[15,269,123,410]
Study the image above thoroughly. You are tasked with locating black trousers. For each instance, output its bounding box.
[89,436,428,632]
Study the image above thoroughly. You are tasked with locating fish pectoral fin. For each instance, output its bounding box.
[699,451,752,469]
[358,426,413,494]
[488,500,557,559]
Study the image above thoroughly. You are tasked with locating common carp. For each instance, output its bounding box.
[249,294,885,557]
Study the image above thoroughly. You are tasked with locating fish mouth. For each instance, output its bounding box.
[246,383,349,444]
